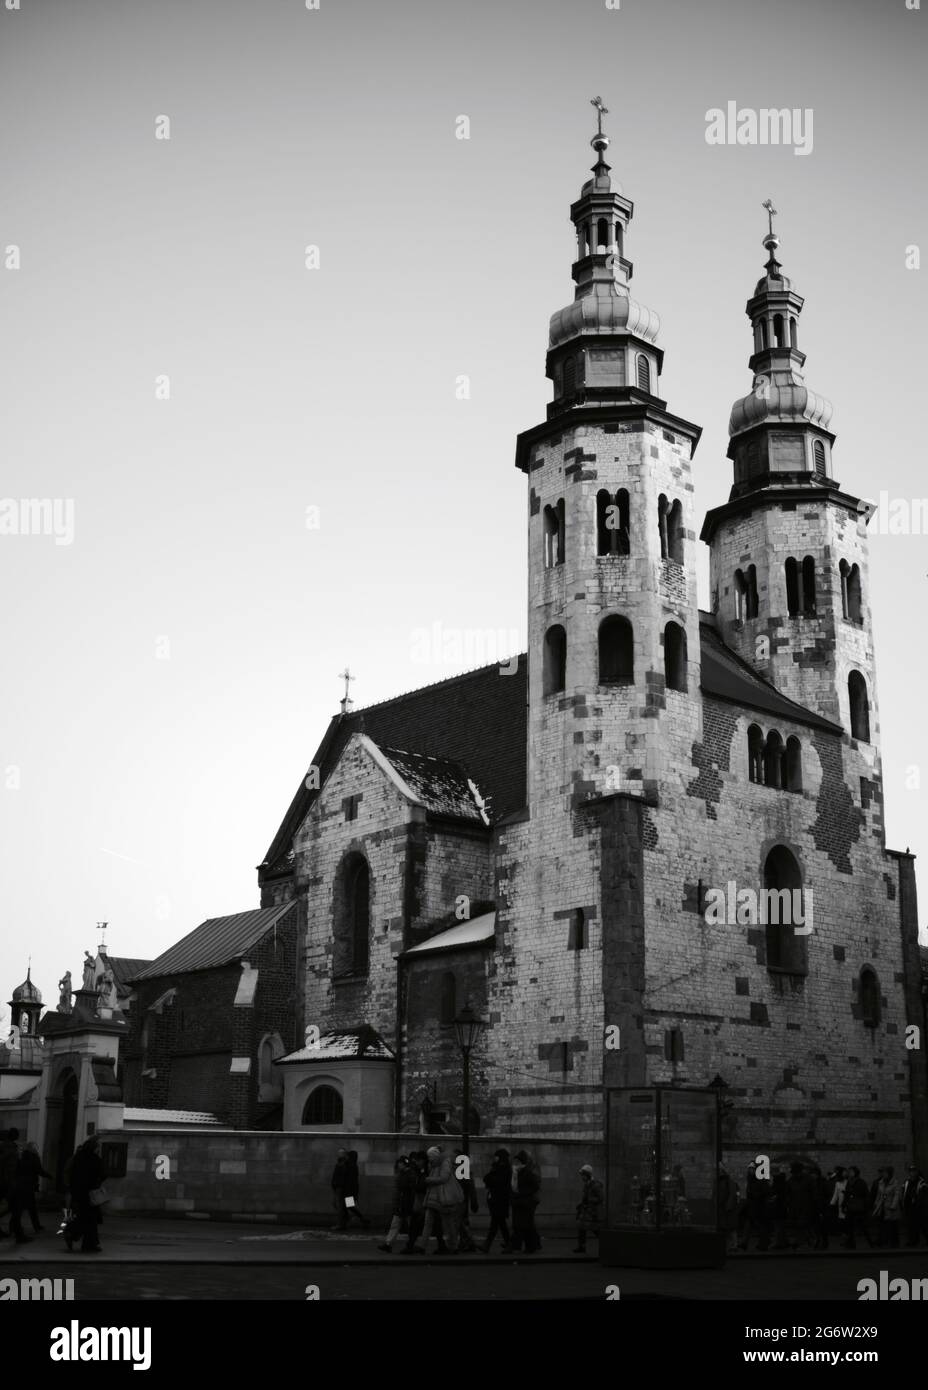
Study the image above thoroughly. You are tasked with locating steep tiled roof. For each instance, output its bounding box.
[103,956,152,998]
[132,903,294,981]
[379,746,489,822]
[699,614,842,733]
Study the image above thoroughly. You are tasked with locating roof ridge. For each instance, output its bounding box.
[352,655,527,715]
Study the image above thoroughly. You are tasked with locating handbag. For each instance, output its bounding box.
[89,1186,110,1207]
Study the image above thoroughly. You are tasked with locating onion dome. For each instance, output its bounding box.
[12,967,41,1005]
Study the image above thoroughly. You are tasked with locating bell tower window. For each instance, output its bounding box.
[543,625,567,695]
[813,440,826,478]
[597,488,629,556]
[636,353,650,393]
[848,671,870,742]
[598,615,634,685]
[663,622,687,692]
[543,500,565,568]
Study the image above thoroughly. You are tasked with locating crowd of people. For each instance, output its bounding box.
[333,1144,605,1255]
[718,1160,928,1253]
[0,1127,107,1253]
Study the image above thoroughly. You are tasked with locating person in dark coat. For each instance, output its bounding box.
[717,1166,740,1253]
[509,1150,541,1254]
[1,1129,33,1245]
[574,1164,604,1254]
[872,1167,902,1248]
[770,1166,789,1249]
[63,1136,105,1253]
[738,1163,771,1252]
[901,1166,928,1247]
[785,1163,817,1249]
[480,1148,512,1253]
[401,1151,437,1255]
[332,1148,370,1230]
[841,1166,872,1250]
[19,1142,51,1234]
[0,1128,19,1239]
[378,1154,415,1252]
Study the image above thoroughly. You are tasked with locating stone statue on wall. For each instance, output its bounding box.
[82,952,96,991]
[57,971,73,1014]
[95,966,118,1013]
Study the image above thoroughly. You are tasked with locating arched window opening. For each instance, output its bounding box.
[440,971,457,1025]
[543,500,565,568]
[801,556,817,616]
[813,439,826,478]
[658,494,669,560]
[860,968,881,1028]
[789,317,798,349]
[847,564,862,624]
[745,564,759,619]
[734,569,748,623]
[597,488,629,556]
[334,853,371,978]
[839,559,850,619]
[636,353,650,393]
[763,846,807,975]
[759,319,768,349]
[748,725,764,784]
[763,730,785,790]
[582,222,592,257]
[568,909,587,951]
[543,624,567,695]
[785,736,803,793]
[598,615,634,685]
[773,313,785,347]
[785,556,800,617]
[848,671,870,742]
[667,499,684,563]
[664,621,687,693]
[302,1085,343,1126]
[596,217,609,252]
[614,222,623,256]
[753,321,764,354]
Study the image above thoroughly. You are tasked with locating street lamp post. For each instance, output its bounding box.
[452,1004,485,1156]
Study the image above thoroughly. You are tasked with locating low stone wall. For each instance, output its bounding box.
[99,1128,604,1230]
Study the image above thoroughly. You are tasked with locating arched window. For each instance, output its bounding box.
[789,316,798,349]
[785,557,800,616]
[440,971,457,1025]
[582,222,592,257]
[667,499,684,563]
[748,724,764,784]
[848,671,870,741]
[596,217,609,251]
[614,222,623,256]
[543,500,565,568]
[763,730,784,789]
[847,563,862,624]
[745,564,759,619]
[664,621,687,692]
[598,615,634,684]
[636,353,650,393]
[597,488,629,556]
[759,319,768,349]
[763,846,807,975]
[334,853,371,977]
[813,439,826,478]
[801,556,816,615]
[302,1084,343,1125]
[658,494,669,559]
[773,313,785,347]
[785,736,802,793]
[543,624,567,695]
[753,322,764,354]
[257,1033,285,1101]
[734,569,748,623]
[860,968,881,1028]
[568,908,587,951]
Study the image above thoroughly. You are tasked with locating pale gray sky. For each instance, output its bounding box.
[1,0,925,1002]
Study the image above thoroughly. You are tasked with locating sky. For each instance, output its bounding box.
[1,0,926,1007]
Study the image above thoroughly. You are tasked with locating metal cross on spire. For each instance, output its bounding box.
[339,667,355,714]
[762,199,778,238]
[591,96,609,138]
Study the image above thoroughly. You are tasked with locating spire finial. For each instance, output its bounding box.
[762,198,777,239]
[339,667,355,715]
[589,96,611,177]
[591,96,608,139]
[761,197,782,277]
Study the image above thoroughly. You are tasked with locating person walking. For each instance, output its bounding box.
[509,1150,541,1254]
[574,1164,604,1255]
[738,1162,771,1252]
[770,1165,789,1249]
[2,1129,32,1246]
[480,1148,512,1254]
[0,1128,18,1239]
[872,1167,901,1248]
[332,1149,370,1230]
[841,1166,872,1249]
[400,1151,431,1255]
[19,1141,51,1234]
[827,1166,848,1244]
[901,1166,928,1247]
[785,1162,817,1250]
[717,1166,740,1254]
[422,1145,464,1254]
[63,1136,105,1253]
[377,1154,415,1253]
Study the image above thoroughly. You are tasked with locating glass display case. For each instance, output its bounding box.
[605,1086,720,1232]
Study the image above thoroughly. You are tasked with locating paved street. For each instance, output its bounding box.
[3,1216,928,1300]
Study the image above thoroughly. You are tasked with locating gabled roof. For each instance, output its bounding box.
[402,911,496,957]
[278,1026,394,1064]
[132,903,295,981]
[379,746,489,822]
[699,614,842,733]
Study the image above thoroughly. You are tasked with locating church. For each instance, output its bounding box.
[241,107,928,1172]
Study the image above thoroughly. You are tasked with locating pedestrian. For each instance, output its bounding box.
[63,1136,105,1253]
[827,1166,848,1243]
[738,1162,771,1252]
[455,1153,480,1252]
[901,1166,928,1247]
[480,1148,512,1253]
[1,1128,33,1245]
[332,1148,370,1230]
[400,1151,431,1255]
[717,1166,740,1253]
[574,1164,604,1254]
[377,1154,415,1253]
[0,1128,18,1239]
[422,1145,464,1254]
[785,1162,817,1250]
[808,1166,829,1250]
[509,1150,541,1254]
[770,1165,789,1249]
[872,1167,901,1248]
[19,1141,51,1234]
[841,1166,872,1249]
